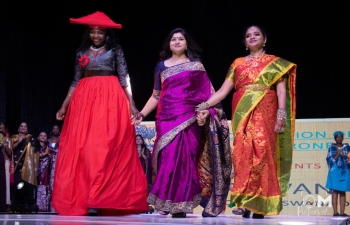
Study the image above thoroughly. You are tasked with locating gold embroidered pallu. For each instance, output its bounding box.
[12,134,39,186]
[226,54,296,215]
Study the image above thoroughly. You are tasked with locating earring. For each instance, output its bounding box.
[246,46,248,50]
[263,43,266,47]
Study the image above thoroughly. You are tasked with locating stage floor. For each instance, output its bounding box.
[0,212,349,225]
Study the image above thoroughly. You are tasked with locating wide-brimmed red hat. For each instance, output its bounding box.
[69,11,122,29]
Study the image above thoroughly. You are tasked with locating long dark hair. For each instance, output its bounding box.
[77,28,119,52]
[33,131,49,152]
[136,134,147,150]
[159,27,202,61]
[136,134,150,160]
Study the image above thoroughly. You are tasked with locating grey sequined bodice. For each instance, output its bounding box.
[71,45,129,87]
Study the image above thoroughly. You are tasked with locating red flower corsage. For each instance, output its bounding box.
[78,55,90,68]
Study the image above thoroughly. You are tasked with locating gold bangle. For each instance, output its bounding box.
[277,108,287,121]
[195,102,210,111]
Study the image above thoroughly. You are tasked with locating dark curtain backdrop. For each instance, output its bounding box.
[1,21,65,136]
[0,1,348,137]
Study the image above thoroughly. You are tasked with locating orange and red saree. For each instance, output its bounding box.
[227,54,296,216]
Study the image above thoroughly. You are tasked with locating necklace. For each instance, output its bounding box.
[249,51,265,67]
[90,45,105,52]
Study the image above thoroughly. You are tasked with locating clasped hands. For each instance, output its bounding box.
[196,110,209,126]
[131,113,143,125]
[337,149,344,157]
[130,105,143,125]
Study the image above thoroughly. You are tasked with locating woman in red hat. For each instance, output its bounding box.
[52,11,148,216]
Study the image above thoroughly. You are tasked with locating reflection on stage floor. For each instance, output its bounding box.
[0,212,349,225]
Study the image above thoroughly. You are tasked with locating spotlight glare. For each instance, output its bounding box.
[17,182,24,190]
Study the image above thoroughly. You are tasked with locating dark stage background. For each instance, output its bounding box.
[0,1,347,136]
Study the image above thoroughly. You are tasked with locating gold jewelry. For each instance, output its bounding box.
[239,84,269,91]
[277,108,287,121]
[195,102,210,111]
[249,51,265,67]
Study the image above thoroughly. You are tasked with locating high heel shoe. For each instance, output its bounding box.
[252,213,264,219]
[88,208,98,216]
[172,212,186,218]
[202,211,215,217]
[242,209,251,218]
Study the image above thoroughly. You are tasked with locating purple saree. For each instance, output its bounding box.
[147,61,231,216]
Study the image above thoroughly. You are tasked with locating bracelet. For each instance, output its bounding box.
[139,113,145,120]
[277,108,287,121]
[195,102,210,111]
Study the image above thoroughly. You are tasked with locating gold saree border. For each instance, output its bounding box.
[152,61,208,174]
[161,61,205,83]
[147,192,202,214]
[230,192,282,216]
[152,117,197,175]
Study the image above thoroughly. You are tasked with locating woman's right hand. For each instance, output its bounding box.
[56,107,67,120]
[132,115,143,125]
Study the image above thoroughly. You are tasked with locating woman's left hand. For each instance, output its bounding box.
[132,116,143,125]
[274,120,286,133]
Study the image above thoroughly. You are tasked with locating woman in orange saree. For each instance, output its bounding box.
[196,25,296,218]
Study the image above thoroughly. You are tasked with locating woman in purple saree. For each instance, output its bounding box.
[134,28,232,218]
